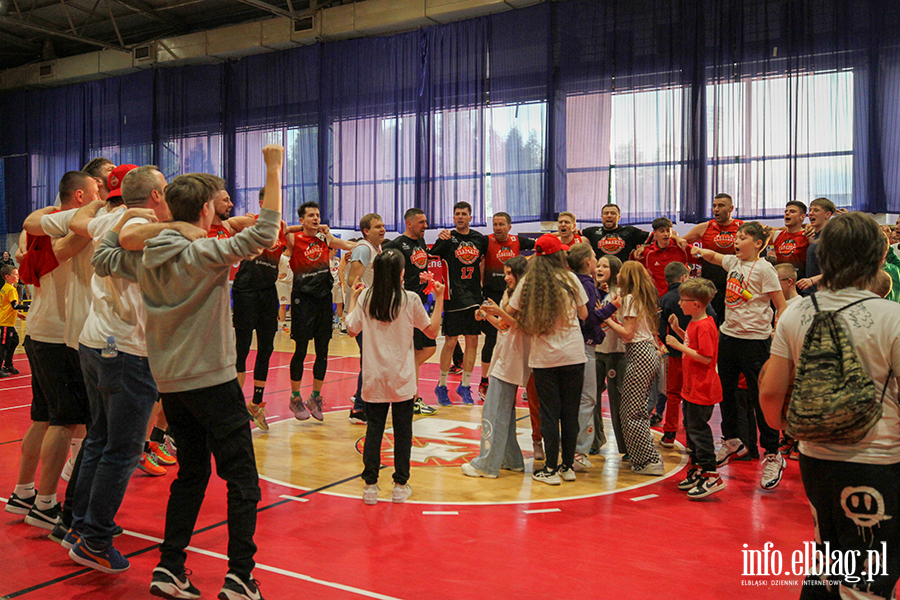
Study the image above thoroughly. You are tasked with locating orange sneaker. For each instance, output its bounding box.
[247,401,270,432]
[137,451,166,476]
[149,441,176,466]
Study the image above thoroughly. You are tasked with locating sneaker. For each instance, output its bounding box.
[392,484,412,503]
[434,385,452,406]
[687,473,725,499]
[5,491,36,515]
[61,527,81,550]
[150,566,201,599]
[456,384,475,405]
[621,453,631,463]
[477,381,488,401]
[69,538,130,574]
[660,432,676,448]
[3,366,19,375]
[138,452,167,476]
[164,435,177,457]
[448,365,463,376]
[532,442,545,462]
[150,441,177,466]
[305,395,324,421]
[531,467,561,486]
[413,397,437,415]
[558,465,576,482]
[573,453,592,472]
[48,520,73,545]
[631,459,665,476]
[649,413,663,427]
[677,467,702,490]
[289,396,310,420]
[362,484,379,505]
[24,502,60,530]
[461,462,497,479]
[247,402,270,432]
[61,457,75,482]
[348,410,367,425]
[715,438,748,467]
[219,572,264,600]
[0,370,8,378]
[760,453,786,490]
[281,324,290,334]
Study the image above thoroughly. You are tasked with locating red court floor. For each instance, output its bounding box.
[0,340,818,600]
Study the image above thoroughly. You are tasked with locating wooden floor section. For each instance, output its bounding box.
[0,326,820,599]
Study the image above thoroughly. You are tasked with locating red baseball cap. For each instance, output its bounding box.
[106,164,138,200]
[534,233,569,256]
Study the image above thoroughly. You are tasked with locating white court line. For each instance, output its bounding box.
[0,403,30,411]
[630,494,659,502]
[523,508,561,514]
[422,511,458,515]
[279,494,310,503]
[118,530,405,600]
[0,384,33,392]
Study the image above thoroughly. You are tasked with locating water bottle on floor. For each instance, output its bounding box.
[102,336,118,358]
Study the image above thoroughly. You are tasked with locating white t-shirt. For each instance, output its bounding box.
[619,294,655,344]
[771,288,900,464]
[350,240,381,288]
[26,241,71,345]
[486,290,531,387]
[344,289,432,403]
[276,254,293,303]
[79,211,149,357]
[720,255,781,339]
[41,208,105,349]
[509,271,588,369]
[785,295,802,308]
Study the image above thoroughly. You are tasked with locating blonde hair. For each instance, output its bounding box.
[558,211,576,223]
[516,253,581,336]
[678,277,716,305]
[617,262,658,331]
[566,243,593,273]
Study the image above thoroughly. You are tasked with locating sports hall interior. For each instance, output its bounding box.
[2,0,900,598]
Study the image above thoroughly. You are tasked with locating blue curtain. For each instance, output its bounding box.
[3,0,900,236]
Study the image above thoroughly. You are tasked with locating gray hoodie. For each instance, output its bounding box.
[92,209,280,393]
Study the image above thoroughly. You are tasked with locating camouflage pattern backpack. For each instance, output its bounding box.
[786,295,887,445]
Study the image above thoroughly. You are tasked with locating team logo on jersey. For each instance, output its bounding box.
[714,231,735,249]
[455,241,480,265]
[496,246,516,264]
[411,247,428,269]
[777,238,796,256]
[724,273,746,307]
[598,235,625,255]
[304,239,324,262]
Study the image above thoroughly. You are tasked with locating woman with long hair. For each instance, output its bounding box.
[461,255,529,478]
[508,235,588,485]
[593,255,626,455]
[345,249,444,504]
[604,261,664,475]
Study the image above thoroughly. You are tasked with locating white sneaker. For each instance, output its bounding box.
[461,462,497,479]
[631,459,665,476]
[61,458,75,482]
[573,453,592,472]
[715,438,748,467]
[363,484,379,505]
[558,465,576,482]
[760,453,786,490]
[531,467,561,485]
[392,484,411,503]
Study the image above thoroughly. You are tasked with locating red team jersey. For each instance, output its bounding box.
[483,234,536,299]
[637,242,689,297]
[289,232,332,298]
[700,219,743,254]
[207,222,240,280]
[773,229,809,274]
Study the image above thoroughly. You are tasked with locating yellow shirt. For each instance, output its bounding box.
[0,283,18,327]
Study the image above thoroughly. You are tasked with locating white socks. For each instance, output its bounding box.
[13,483,35,498]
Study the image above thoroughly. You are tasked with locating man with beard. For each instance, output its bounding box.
[582,204,653,264]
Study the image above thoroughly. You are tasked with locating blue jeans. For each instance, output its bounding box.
[470,377,524,476]
[73,344,158,549]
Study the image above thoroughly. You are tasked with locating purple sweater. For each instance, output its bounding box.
[576,272,617,346]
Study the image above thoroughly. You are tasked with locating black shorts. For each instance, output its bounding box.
[26,337,90,427]
[291,292,333,342]
[442,306,481,337]
[232,287,280,333]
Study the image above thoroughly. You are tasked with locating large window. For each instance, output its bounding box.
[486,101,547,221]
[707,70,853,217]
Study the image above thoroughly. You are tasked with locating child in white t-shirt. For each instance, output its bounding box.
[603,261,665,475]
[691,221,788,490]
[345,249,444,505]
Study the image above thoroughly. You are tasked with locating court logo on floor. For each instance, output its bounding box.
[355,418,495,467]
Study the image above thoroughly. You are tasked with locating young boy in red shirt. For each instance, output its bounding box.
[665,277,724,499]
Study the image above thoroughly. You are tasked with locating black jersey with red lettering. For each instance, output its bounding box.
[582,225,651,262]
[384,235,430,298]
[483,234,535,300]
[289,232,332,298]
[233,218,287,292]
[429,230,488,309]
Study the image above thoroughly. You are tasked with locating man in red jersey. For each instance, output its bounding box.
[633,217,689,297]
[478,212,535,399]
[771,201,809,279]
[679,193,743,320]
[557,212,586,246]
[285,201,355,421]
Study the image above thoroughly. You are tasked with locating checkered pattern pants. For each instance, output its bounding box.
[620,340,662,469]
